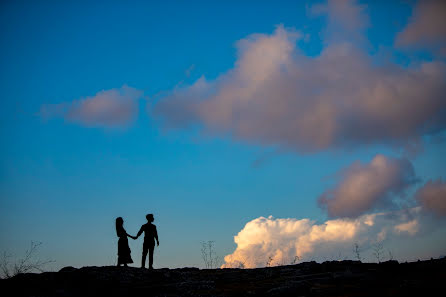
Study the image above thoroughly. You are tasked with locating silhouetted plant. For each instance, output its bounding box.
[266,255,274,267]
[353,243,362,261]
[201,241,221,269]
[225,260,245,269]
[388,249,394,261]
[235,260,246,269]
[290,255,300,265]
[372,242,384,263]
[335,251,346,261]
[0,241,53,279]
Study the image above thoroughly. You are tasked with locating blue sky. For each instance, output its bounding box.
[1,0,446,270]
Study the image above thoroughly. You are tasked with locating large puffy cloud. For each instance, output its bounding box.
[416,179,446,216]
[153,23,446,152]
[396,0,446,56]
[40,85,142,128]
[318,155,417,218]
[222,207,423,268]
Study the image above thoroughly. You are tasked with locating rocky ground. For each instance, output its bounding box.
[2,258,446,296]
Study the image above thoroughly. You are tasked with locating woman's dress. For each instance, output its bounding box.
[117,228,133,264]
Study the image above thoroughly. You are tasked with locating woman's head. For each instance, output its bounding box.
[116,217,124,236]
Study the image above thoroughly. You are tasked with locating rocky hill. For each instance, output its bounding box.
[2,258,445,296]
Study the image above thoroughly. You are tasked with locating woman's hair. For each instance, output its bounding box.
[115,217,124,237]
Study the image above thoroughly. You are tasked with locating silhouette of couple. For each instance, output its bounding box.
[115,214,159,269]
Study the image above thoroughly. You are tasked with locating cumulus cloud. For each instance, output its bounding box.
[416,179,446,216]
[396,0,446,56]
[153,6,446,153]
[40,85,142,128]
[318,155,417,218]
[222,208,422,268]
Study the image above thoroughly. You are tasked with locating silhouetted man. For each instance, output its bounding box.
[136,213,159,269]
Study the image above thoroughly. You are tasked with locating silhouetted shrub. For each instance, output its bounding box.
[0,241,53,278]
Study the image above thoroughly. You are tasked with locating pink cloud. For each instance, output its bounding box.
[310,0,369,43]
[416,179,446,216]
[153,24,446,152]
[396,0,446,55]
[318,155,417,218]
[41,85,142,128]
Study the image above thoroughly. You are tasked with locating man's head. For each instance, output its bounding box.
[146,214,154,222]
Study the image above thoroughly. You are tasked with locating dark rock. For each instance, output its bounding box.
[2,258,446,297]
[59,266,78,272]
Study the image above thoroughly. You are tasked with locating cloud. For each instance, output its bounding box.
[416,179,446,216]
[40,85,142,128]
[396,0,446,56]
[394,219,419,236]
[153,20,446,153]
[222,207,423,268]
[318,155,417,218]
[310,0,369,43]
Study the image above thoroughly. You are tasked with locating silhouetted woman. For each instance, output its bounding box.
[115,217,136,267]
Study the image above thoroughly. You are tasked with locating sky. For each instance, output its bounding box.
[0,0,446,270]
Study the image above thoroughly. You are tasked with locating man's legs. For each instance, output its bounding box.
[148,246,154,269]
[141,243,148,268]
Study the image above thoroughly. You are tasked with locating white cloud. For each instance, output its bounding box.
[41,85,142,128]
[318,155,417,218]
[222,208,423,268]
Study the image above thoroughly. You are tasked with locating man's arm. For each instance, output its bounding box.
[126,232,137,240]
[136,226,144,239]
[154,226,159,246]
